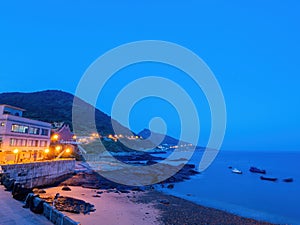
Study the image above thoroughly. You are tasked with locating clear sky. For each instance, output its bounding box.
[1,0,299,151]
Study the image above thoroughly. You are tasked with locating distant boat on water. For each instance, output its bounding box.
[283,178,294,183]
[250,167,266,174]
[260,176,278,182]
[232,168,243,174]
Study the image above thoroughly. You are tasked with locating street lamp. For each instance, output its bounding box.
[52,134,59,141]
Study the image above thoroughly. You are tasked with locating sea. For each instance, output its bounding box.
[88,149,300,224]
[156,150,300,225]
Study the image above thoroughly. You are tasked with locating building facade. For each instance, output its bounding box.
[0,105,51,163]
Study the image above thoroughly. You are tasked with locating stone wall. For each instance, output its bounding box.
[43,203,80,225]
[1,159,75,188]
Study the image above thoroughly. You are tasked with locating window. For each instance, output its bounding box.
[11,124,29,133]
[27,140,32,147]
[21,139,27,147]
[29,127,40,135]
[41,129,49,136]
[40,141,47,147]
[10,138,17,146]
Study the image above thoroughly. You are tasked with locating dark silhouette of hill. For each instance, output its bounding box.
[0,90,119,135]
[138,128,190,145]
[0,90,191,151]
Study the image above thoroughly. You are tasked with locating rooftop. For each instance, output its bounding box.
[0,104,26,112]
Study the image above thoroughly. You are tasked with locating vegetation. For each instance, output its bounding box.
[0,90,123,135]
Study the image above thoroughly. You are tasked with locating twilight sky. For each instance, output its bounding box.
[1,1,299,151]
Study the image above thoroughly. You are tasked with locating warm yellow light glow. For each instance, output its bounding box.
[13,149,19,154]
[52,134,59,140]
[72,135,77,140]
[44,149,50,154]
[55,145,62,151]
[65,148,71,153]
[108,134,113,138]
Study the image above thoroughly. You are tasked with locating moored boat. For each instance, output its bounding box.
[260,176,277,182]
[283,178,294,183]
[232,168,243,174]
[250,167,266,174]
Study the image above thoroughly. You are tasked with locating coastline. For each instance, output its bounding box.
[137,190,274,225]
[37,168,275,225]
[0,165,277,225]
[40,185,274,225]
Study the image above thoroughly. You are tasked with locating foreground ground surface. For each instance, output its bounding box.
[0,185,52,225]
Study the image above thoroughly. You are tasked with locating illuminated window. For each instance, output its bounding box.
[28,140,38,147]
[40,141,47,147]
[11,124,29,133]
[29,127,40,135]
[0,122,5,127]
[10,138,17,146]
[21,139,27,146]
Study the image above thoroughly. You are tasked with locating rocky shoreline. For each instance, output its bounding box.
[41,170,274,225]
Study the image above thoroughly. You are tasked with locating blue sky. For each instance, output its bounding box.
[1,1,299,151]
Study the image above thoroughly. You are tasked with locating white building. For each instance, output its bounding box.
[0,105,51,163]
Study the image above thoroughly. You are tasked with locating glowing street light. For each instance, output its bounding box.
[44,148,50,154]
[65,148,71,153]
[52,134,59,141]
[13,149,19,154]
[55,145,62,151]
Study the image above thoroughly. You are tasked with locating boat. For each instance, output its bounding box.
[260,176,277,182]
[283,178,294,183]
[249,167,266,174]
[232,168,242,174]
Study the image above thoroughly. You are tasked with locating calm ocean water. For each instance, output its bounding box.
[88,150,299,224]
[158,150,300,224]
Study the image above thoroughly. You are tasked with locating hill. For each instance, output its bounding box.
[0,90,154,152]
[0,90,119,135]
[138,128,190,146]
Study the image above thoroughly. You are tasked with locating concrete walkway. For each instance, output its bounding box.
[0,185,52,225]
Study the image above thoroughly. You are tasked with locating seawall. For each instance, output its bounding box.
[1,159,75,188]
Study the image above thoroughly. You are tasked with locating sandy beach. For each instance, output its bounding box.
[41,186,160,225]
[39,184,274,225]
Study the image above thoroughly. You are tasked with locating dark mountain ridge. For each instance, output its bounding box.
[0,90,117,135]
[0,90,187,150]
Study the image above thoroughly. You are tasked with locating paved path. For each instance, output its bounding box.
[0,185,52,225]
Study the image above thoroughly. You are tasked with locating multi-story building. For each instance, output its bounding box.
[0,104,51,164]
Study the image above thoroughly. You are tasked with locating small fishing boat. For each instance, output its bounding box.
[250,167,266,174]
[232,168,242,174]
[283,178,294,183]
[260,176,277,182]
